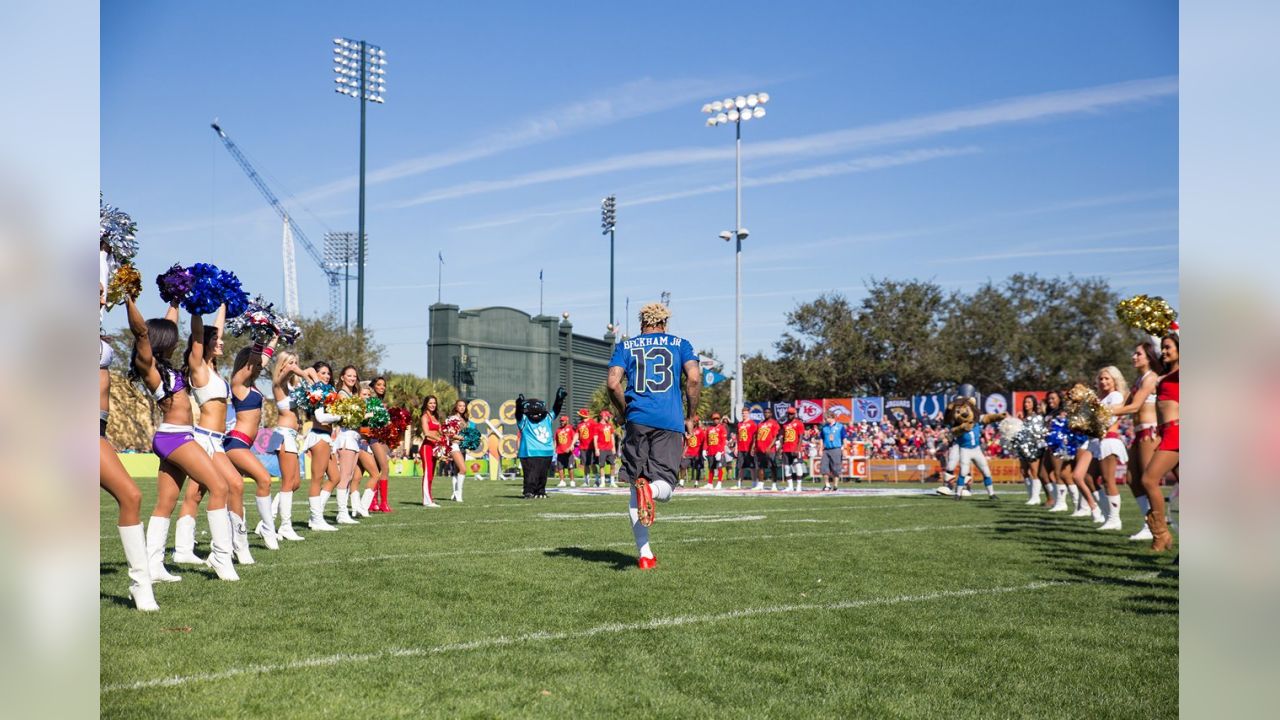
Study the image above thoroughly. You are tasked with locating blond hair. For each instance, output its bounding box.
[1098,366,1128,397]
[638,302,671,329]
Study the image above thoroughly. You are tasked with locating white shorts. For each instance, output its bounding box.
[301,429,332,454]
[947,445,991,479]
[1089,437,1129,463]
[193,427,226,456]
[270,427,299,455]
[333,428,362,453]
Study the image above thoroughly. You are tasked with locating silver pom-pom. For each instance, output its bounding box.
[1009,415,1047,462]
[99,195,139,264]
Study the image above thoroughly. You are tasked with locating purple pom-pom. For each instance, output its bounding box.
[156,264,195,304]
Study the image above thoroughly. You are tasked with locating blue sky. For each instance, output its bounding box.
[101,1,1178,373]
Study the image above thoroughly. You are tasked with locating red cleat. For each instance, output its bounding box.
[634,477,655,527]
[638,556,658,570]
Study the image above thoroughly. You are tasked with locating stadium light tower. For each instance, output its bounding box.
[601,195,617,335]
[702,92,768,423]
[333,37,386,334]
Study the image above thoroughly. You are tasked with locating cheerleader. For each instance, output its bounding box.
[1083,367,1130,531]
[1018,395,1044,504]
[419,395,442,507]
[125,296,237,581]
[1044,390,1081,513]
[1036,391,1061,508]
[304,361,340,531]
[440,399,470,502]
[101,288,157,610]
[1139,333,1179,552]
[366,376,394,513]
[222,337,280,548]
[268,351,314,540]
[352,382,381,516]
[1065,378,1113,524]
[170,303,258,566]
[324,365,364,524]
[1110,341,1166,540]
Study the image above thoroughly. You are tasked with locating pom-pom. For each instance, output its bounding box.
[288,383,312,413]
[365,398,390,428]
[458,423,484,452]
[100,196,139,264]
[274,315,302,345]
[227,295,279,343]
[1044,417,1078,459]
[156,264,195,304]
[1116,294,1178,336]
[997,416,1024,446]
[182,263,224,315]
[298,382,336,414]
[329,396,368,429]
[1065,385,1113,438]
[105,263,141,309]
[216,267,249,316]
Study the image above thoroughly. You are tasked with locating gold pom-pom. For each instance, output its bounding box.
[329,396,368,429]
[106,263,141,308]
[1116,294,1177,336]
[1065,384,1113,438]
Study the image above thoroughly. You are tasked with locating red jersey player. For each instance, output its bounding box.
[681,416,705,486]
[575,409,600,487]
[780,407,807,491]
[554,415,577,487]
[754,415,781,491]
[595,410,619,488]
[704,413,729,489]
[735,416,757,489]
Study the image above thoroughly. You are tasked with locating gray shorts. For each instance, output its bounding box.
[821,447,843,476]
[618,423,683,487]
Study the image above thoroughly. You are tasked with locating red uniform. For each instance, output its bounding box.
[755,418,781,454]
[554,425,576,454]
[780,419,805,453]
[576,420,596,450]
[737,419,757,453]
[595,422,616,453]
[705,423,728,454]
[684,428,705,457]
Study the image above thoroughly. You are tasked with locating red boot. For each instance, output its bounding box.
[378,477,392,513]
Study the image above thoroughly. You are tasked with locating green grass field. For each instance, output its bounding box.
[100,478,1178,719]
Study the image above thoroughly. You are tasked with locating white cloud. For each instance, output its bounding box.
[950,242,1178,262]
[400,75,1176,209]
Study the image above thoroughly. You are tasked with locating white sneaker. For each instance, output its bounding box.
[704,483,714,489]
[960,488,972,498]
[610,481,619,488]
[751,483,764,491]
[1129,524,1153,541]
[309,517,339,531]
[935,486,954,496]
[714,482,722,490]
[1099,515,1122,531]
[278,523,305,541]
[569,481,576,488]
[770,483,778,492]
[424,501,441,508]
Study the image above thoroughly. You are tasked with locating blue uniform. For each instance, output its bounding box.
[609,333,698,433]
[820,423,847,449]
[957,424,983,449]
[517,412,558,458]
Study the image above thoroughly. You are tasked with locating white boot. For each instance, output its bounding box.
[336,489,359,524]
[1025,478,1042,505]
[1129,523,1153,540]
[118,524,159,611]
[1093,492,1108,523]
[276,491,304,540]
[270,492,282,521]
[454,474,464,503]
[1048,485,1069,512]
[359,488,375,517]
[1099,495,1123,530]
[254,495,279,550]
[230,511,255,564]
[308,495,337,531]
[171,514,203,564]
[205,508,239,581]
[146,516,182,582]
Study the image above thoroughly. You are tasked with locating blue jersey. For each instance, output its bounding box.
[820,422,847,449]
[609,332,697,433]
[957,423,983,449]
[517,412,557,457]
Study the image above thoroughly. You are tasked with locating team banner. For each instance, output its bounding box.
[1013,391,1048,413]
[795,399,824,424]
[913,394,945,419]
[745,402,768,422]
[771,401,791,421]
[702,370,727,387]
[853,396,884,422]
[982,392,1012,416]
[823,398,853,423]
[885,397,912,421]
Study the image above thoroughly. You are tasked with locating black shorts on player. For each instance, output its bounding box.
[618,423,682,487]
[556,452,574,470]
[580,448,598,467]
[754,451,777,477]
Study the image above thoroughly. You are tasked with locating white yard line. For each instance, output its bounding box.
[102,577,1068,694]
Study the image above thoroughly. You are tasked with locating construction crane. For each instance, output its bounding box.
[210,121,343,317]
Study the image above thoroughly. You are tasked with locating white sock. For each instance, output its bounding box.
[628,486,653,558]
[1108,495,1121,517]
[1136,494,1151,516]
[1068,485,1080,507]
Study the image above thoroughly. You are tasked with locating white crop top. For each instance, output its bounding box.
[99,339,114,370]
[191,371,230,407]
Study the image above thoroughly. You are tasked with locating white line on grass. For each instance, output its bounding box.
[102,578,1066,694]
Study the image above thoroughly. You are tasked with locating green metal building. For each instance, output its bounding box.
[426,303,616,415]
